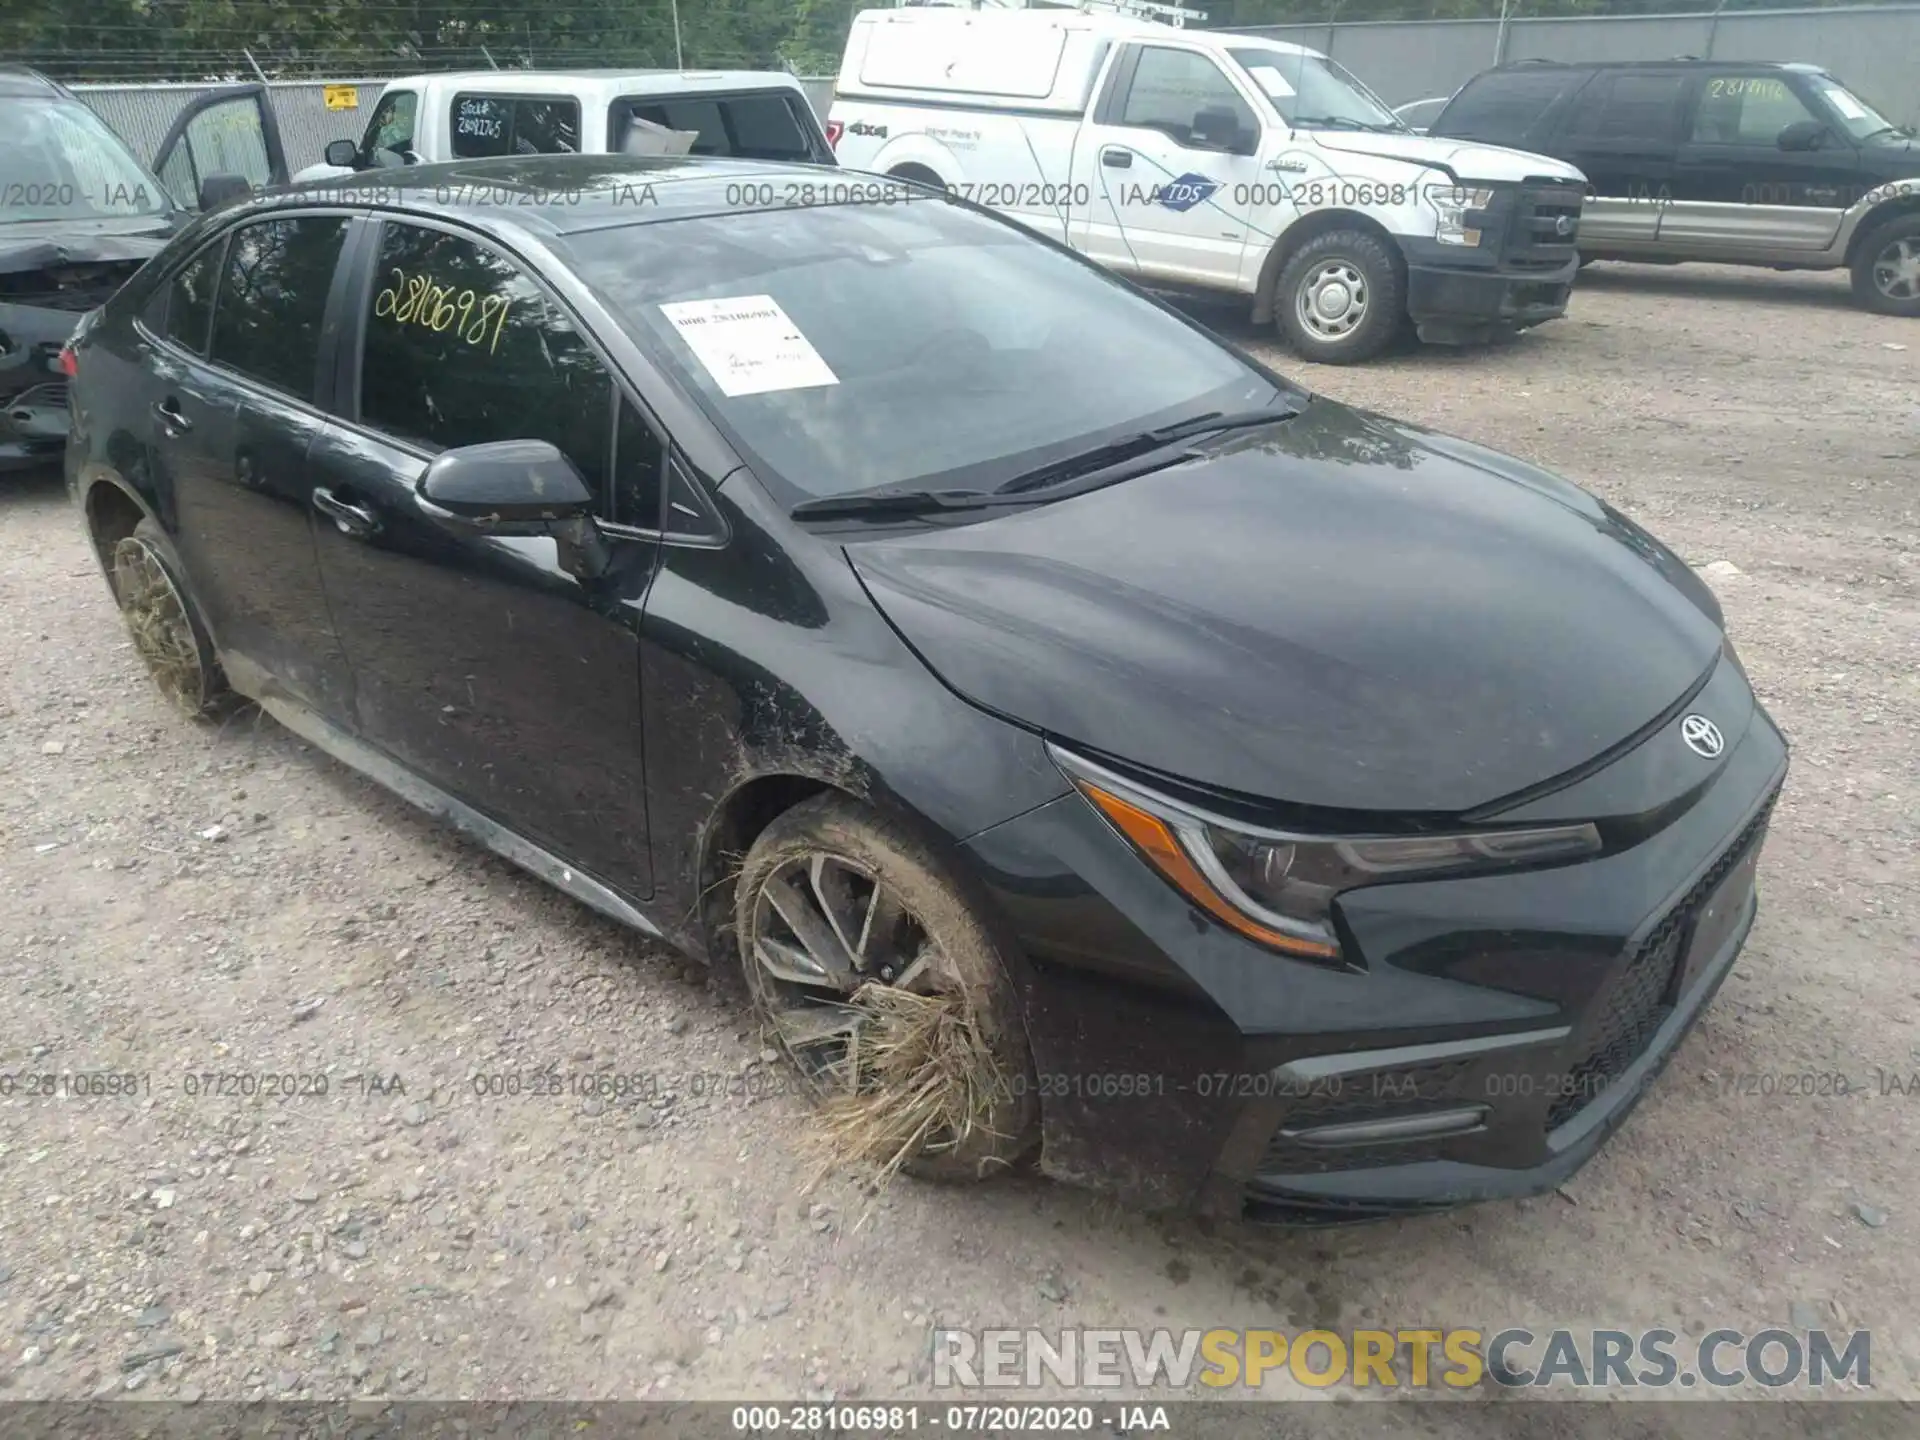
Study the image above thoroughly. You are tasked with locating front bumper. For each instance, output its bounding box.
[961,655,1787,1219]
[1404,258,1576,340]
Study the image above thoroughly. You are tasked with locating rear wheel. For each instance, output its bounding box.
[110,518,231,718]
[734,793,1037,1182]
[886,163,945,194]
[1851,213,1920,316]
[1275,229,1405,364]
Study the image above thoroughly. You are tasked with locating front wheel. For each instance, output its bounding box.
[1851,213,1920,316]
[734,793,1038,1182]
[1274,229,1406,364]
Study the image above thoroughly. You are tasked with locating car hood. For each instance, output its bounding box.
[847,402,1724,816]
[1307,130,1583,185]
[0,222,176,276]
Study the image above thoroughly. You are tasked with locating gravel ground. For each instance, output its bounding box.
[1,261,1915,1416]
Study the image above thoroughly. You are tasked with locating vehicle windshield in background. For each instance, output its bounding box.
[1806,76,1907,142]
[615,93,819,161]
[0,97,171,222]
[566,199,1279,502]
[1227,49,1405,132]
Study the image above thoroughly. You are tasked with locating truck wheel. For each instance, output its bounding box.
[1851,213,1920,317]
[887,163,945,194]
[1275,229,1405,364]
[110,518,231,718]
[734,792,1038,1183]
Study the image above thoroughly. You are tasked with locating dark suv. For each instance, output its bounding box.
[1430,59,1919,315]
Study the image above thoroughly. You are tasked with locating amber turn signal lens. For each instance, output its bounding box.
[1076,781,1342,961]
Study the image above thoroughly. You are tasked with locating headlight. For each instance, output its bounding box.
[1424,183,1496,246]
[1052,746,1600,963]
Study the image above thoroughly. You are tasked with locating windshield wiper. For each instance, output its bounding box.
[993,406,1298,497]
[789,486,1008,521]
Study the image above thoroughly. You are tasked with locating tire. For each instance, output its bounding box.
[110,517,231,718]
[1850,212,1920,317]
[734,792,1038,1182]
[1274,228,1406,364]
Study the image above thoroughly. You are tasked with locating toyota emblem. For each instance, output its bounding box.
[1681,714,1724,758]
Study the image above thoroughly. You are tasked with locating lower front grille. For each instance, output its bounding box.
[1546,791,1779,1130]
[1258,1059,1476,1174]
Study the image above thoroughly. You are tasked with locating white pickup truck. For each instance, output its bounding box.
[828,5,1588,362]
[294,69,836,183]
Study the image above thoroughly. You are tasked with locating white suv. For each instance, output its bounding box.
[829,6,1587,362]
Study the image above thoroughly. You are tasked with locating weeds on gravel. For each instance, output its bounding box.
[113,543,201,710]
[806,980,1012,1192]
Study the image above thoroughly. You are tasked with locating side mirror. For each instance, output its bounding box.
[1777,119,1827,152]
[416,440,609,578]
[324,138,360,168]
[198,172,253,211]
[1190,107,1250,155]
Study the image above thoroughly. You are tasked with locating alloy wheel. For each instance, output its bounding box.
[1871,236,1920,301]
[111,536,211,713]
[1296,259,1370,342]
[747,851,956,1092]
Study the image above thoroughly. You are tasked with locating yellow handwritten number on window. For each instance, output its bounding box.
[373,268,513,353]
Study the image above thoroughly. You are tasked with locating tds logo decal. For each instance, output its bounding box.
[1155,173,1220,213]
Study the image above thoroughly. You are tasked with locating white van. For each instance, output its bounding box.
[295,70,835,184]
[828,5,1587,362]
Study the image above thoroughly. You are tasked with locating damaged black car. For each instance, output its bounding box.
[1,65,286,471]
[62,155,1787,1221]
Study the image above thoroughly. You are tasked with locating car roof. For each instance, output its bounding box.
[386,69,806,97]
[273,153,871,239]
[0,64,66,98]
[1481,58,1825,75]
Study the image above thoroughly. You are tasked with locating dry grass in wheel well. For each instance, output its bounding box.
[803,980,1014,1190]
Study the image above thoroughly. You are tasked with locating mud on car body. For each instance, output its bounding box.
[1,65,288,472]
[64,154,1786,1220]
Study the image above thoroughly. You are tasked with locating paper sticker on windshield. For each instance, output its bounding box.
[1827,89,1868,120]
[658,296,839,398]
[1249,65,1296,99]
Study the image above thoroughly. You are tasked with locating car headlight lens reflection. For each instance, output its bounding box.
[1054,746,1601,964]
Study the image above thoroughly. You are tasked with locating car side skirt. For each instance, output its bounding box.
[246,680,662,940]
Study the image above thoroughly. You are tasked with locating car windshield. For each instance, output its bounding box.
[565,199,1282,502]
[0,97,171,222]
[1805,76,1906,141]
[1227,49,1404,132]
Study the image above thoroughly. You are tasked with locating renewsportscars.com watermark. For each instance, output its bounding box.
[933,1327,1871,1391]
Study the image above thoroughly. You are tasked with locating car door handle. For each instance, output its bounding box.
[151,399,193,436]
[1101,147,1132,169]
[312,486,381,539]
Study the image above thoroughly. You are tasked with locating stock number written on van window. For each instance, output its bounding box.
[373,269,514,352]
[1248,180,1415,209]
[1705,76,1791,101]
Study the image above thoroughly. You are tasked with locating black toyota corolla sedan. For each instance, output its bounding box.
[64,155,1787,1221]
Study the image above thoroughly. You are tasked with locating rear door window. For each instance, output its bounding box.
[450,95,583,158]
[357,221,612,505]
[1564,73,1690,145]
[616,92,820,161]
[206,215,350,399]
[158,237,228,355]
[1433,69,1587,145]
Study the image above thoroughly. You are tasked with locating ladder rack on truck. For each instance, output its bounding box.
[896,0,1208,29]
